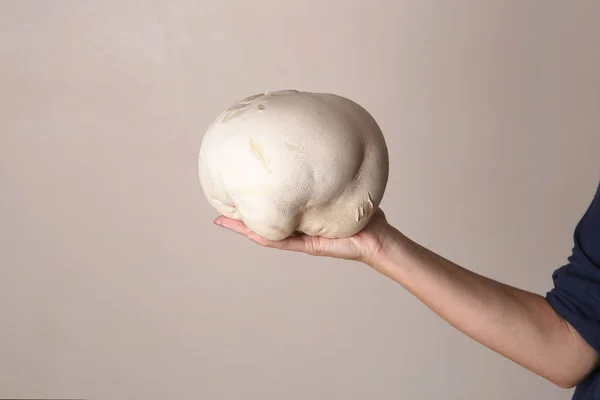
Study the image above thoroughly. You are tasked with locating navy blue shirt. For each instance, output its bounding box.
[547,182,600,399]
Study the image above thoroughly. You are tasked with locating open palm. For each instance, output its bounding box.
[214,208,392,263]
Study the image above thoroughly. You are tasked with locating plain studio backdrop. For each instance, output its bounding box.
[1,1,599,399]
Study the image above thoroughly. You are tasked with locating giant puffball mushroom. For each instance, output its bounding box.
[199,89,389,241]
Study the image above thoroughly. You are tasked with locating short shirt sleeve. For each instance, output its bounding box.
[546,182,600,353]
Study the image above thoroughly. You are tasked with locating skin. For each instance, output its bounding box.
[214,208,598,389]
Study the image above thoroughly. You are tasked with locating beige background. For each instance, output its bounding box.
[1,1,599,399]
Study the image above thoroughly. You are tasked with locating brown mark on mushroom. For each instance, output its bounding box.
[249,137,272,173]
[355,192,374,222]
[222,93,264,122]
[283,142,301,152]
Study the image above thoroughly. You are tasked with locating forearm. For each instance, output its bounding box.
[368,227,597,388]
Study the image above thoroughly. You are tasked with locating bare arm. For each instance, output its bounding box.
[370,226,598,388]
[215,209,598,388]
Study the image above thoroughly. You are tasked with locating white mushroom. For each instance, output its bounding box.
[198,90,389,241]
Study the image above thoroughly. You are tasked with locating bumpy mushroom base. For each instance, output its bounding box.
[199,90,389,241]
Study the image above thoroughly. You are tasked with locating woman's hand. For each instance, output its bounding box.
[213,208,394,264]
[214,205,598,388]
[213,202,600,390]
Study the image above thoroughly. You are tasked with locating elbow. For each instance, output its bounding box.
[551,378,578,390]
[548,367,592,389]
[544,313,599,389]
[545,362,592,389]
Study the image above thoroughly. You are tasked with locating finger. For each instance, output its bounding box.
[214,216,315,253]
[244,230,307,252]
[214,216,251,236]
[215,216,290,244]
[275,235,325,255]
[270,235,312,252]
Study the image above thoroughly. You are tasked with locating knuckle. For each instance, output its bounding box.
[309,239,324,255]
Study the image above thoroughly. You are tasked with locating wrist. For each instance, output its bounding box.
[364,224,414,273]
